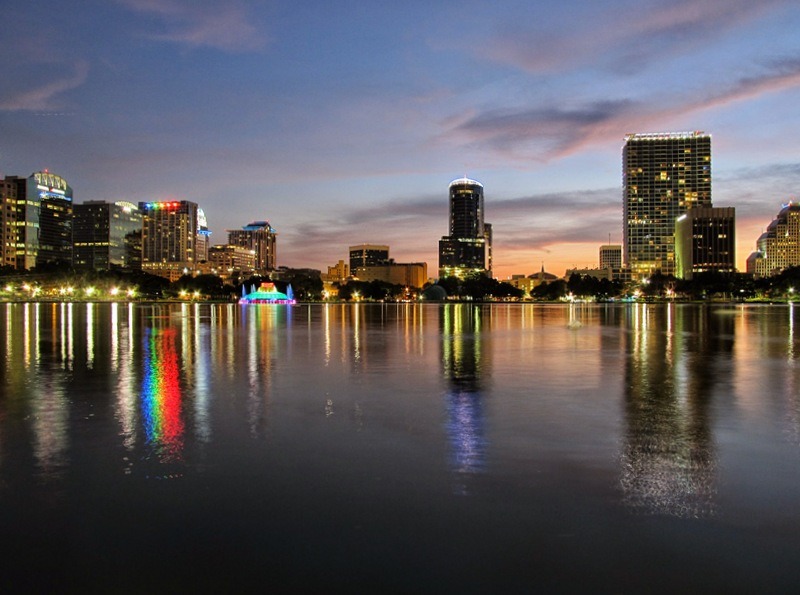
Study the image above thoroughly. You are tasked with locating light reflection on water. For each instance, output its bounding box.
[2,302,800,590]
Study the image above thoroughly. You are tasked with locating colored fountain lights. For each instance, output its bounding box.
[239,282,296,304]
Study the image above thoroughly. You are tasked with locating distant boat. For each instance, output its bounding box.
[239,282,296,304]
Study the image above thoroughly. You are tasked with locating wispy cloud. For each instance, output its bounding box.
[117,0,267,52]
[278,186,622,272]
[446,57,800,161]
[0,61,89,111]
[485,0,788,74]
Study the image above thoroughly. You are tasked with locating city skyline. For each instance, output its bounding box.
[2,1,800,278]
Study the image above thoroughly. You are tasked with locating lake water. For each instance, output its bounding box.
[2,301,800,592]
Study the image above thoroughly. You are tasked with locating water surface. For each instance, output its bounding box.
[2,302,800,592]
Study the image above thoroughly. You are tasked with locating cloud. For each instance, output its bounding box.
[485,0,788,75]
[446,57,800,161]
[277,186,622,272]
[117,0,267,52]
[0,61,89,111]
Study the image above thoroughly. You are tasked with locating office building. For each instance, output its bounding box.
[207,244,256,277]
[196,208,211,262]
[599,245,622,270]
[1,178,18,269]
[349,244,389,270]
[623,132,711,280]
[138,200,199,281]
[675,207,735,280]
[228,221,277,273]
[353,262,428,288]
[73,201,142,270]
[747,203,800,277]
[439,177,491,278]
[322,260,350,284]
[3,171,74,270]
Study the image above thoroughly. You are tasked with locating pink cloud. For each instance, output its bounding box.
[116,0,267,52]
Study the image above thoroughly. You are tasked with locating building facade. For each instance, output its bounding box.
[196,208,211,263]
[747,203,800,277]
[599,245,622,270]
[674,207,735,280]
[207,244,256,277]
[353,262,428,288]
[349,244,389,270]
[439,177,491,278]
[73,201,142,270]
[623,132,712,280]
[0,178,18,269]
[227,221,277,273]
[138,200,199,281]
[3,171,74,270]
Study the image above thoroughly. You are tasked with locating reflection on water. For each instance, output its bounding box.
[620,304,725,518]
[141,327,184,463]
[1,302,800,512]
[442,304,488,489]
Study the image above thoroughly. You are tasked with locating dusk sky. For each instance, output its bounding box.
[3,0,800,279]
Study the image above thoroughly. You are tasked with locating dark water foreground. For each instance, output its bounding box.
[2,302,800,593]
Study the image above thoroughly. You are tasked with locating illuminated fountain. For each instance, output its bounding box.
[239,282,296,304]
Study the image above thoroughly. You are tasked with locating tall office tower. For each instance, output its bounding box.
[623,132,711,280]
[674,207,735,280]
[349,244,390,270]
[746,203,800,277]
[138,200,199,281]
[227,220,277,273]
[73,201,142,270]
[3,171,74,270]
[196,208,211,262]
[599,244,622,270]
[0,178,18,269]
[439,177,490,278]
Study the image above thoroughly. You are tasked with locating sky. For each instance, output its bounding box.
[2,0,800,279]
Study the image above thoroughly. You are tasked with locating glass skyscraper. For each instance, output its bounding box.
[623,132,711,279]
[439,177,491,279]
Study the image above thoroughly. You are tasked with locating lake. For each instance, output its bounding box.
[2,301,800,592]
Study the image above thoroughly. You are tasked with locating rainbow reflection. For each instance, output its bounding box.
[141,327,184,462]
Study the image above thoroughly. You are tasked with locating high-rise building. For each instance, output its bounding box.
[138,200,199,281]
[0,178,18,269]
[439,177,491,278]
[196,208,211,262]
[623,132,711,279]
[73,201,142,270]
[747,203,800,277]
[227,221,277,273]
[674,207,735,280]
[3,171,74,270]
[349,244,389,270]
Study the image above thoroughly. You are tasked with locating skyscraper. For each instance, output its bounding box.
[138,200,199,281]
[73,201,142,270]
[227,221,277,273]
[439,177,491,279]
[623,132,711,279]
[3,171,74,270]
